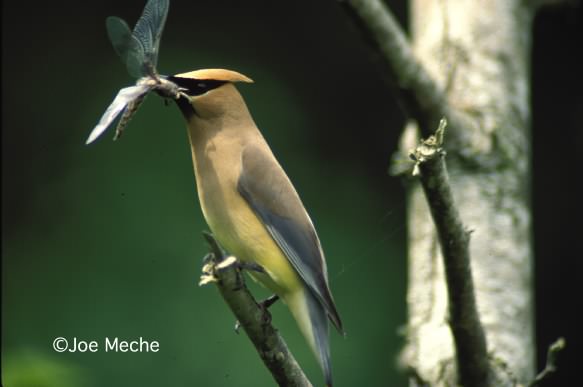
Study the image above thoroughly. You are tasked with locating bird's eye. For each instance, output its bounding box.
[167,77,226,96]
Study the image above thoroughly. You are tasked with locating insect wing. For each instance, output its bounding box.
[106,17,132,61]
[86,84,151,144]
[106,16,144,78]
[131,0,169,76]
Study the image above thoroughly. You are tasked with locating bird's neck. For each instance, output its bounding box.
[184,107,265,193]
[185,108,258,154]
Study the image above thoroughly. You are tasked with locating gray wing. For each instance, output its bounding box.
[131,0,169,75]
[105,0,169,78]
[106,16,143,78]
[237,143,343,332]
[86,84,151,145]
[106,16,133,61]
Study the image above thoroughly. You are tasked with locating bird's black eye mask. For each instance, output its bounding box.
[165,77,227,118]
[167,76,226,97]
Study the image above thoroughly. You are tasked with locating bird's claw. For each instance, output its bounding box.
[202,253,213,265]
[216,256,238,270]
[199,261,218,286]
[259,294,280,309]
[238,261,266,274]
[199,255,238,286]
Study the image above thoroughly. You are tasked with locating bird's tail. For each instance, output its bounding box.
[287,288,333,387]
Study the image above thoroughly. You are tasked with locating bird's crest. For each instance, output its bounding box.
[173,68,253,83]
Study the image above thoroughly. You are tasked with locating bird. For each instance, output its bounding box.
[167,68,343,386]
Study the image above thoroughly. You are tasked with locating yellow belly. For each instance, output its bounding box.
[201,187,316,354]
[201,185,302,298]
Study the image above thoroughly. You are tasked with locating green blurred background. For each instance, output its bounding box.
[2,1,408,386]
[2,1,580,386]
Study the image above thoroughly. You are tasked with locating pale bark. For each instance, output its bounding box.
[342,0,536,385]
[402,1,535,385]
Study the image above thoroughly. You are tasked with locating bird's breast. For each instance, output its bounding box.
[190,136,302,297]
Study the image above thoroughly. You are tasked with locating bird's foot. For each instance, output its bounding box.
[257,294,279,326]
[233,294,279,334]
[228,261,266,291]
[257,295,277,326]
[199,260,217,286]
[199,255,237,286]
[237,261,266,274]
[259,294,280,309]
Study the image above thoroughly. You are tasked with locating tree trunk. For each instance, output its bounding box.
[401,0,535,385]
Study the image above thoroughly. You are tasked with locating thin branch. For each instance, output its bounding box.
[340,0,475,147]
[527,337,566,387]
[199,232,313,387]
[410,119,491,387]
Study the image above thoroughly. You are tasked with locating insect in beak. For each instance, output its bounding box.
[86,0,178,144]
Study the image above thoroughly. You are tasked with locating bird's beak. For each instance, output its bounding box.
[153,75,188,101]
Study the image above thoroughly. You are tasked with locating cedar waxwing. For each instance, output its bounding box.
[85,0,341,384]
[167,68,343,386]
